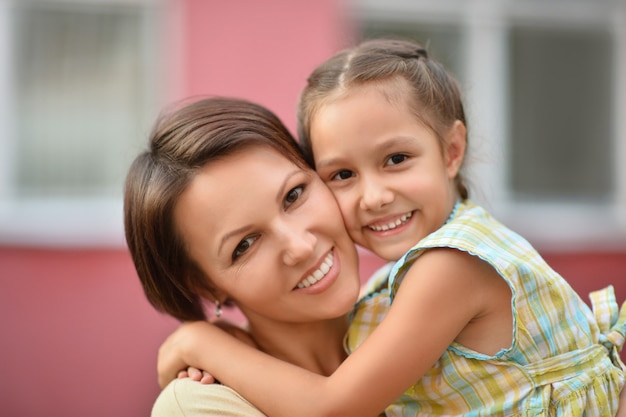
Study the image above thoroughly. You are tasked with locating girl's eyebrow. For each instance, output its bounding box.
[315,157,343,171]
[374,135,416,151]
[316,136,417,169]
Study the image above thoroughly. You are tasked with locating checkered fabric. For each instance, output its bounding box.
[346,201,625,416]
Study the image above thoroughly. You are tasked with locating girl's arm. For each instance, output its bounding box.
[616,385,626,417]
[159,249,498,417]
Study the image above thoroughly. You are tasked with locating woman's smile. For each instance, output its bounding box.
[294,250,336,291]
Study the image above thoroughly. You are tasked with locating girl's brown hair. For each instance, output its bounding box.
[124,97,309,321]
[298,38,468,199]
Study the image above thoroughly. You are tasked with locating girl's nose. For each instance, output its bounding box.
[281,226,316,266]
[359,178,394,211]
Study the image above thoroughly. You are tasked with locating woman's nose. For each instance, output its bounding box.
[281,226,316,266]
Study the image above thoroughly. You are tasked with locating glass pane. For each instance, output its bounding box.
[360,21,464,85]
[13,3,155,198]
[509,26,613,200]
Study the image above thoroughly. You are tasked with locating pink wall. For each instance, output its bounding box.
[0,248,178,417]
[178,0,354,134]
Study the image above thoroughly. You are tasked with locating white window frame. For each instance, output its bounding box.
[352,0,626,250]
[0,0,182,247]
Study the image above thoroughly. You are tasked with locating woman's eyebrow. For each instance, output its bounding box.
[275,170,301,202]
[218,169,302,256]
[218,225,254,257]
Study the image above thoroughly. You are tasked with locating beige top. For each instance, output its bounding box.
[152,378,266,417]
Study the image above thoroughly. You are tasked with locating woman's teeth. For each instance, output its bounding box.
[369,212,413,232]
[296,252,334,289]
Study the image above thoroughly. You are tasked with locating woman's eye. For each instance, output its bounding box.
[331,170,354,181]
[284,185,304,208]
[386,154,408,166]
[232,236,258,261]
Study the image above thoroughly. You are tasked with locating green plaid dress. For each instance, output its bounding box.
[346,201,625,416]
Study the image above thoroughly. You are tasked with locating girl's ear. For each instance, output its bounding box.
[444,120,467,178]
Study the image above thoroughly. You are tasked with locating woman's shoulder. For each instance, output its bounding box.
[152,379,266,417]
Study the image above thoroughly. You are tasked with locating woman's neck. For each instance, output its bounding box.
[246,315,350,376]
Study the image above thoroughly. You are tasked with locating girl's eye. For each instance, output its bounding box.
[331,170,354,181]
[232,235,258,261]
[386,154,408,166]
[284,185,304,208]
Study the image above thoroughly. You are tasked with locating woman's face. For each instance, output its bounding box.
[174,145,360,324]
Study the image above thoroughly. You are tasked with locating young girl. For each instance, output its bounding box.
[158,39,626,416]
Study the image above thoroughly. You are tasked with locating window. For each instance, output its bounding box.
[0,0,164,245]
[509,26,613,200]
[355,0,626,249]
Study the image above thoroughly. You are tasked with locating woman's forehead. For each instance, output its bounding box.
[174,147,304,249]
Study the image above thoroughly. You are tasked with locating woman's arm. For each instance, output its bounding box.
[159,249,494,417]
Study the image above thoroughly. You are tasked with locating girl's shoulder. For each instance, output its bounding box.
[388,200,529,298]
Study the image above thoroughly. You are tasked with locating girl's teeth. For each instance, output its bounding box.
[296,252,334,289]
[369,212,412,232]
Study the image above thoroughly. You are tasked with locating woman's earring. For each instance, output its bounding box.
[214,300,222,318]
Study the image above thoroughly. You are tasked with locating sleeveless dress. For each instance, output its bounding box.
[346,200,626,416]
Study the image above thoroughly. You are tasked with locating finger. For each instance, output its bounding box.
[188,366,202,381]
[200,371,216,384]
[177,370,189,379]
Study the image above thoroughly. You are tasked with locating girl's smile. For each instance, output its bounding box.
[365,210,414,233]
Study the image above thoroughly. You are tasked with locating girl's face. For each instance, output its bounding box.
[174,146,360,324]
[310,85,465,261]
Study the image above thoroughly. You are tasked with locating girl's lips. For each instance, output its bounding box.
[366,211,414,232]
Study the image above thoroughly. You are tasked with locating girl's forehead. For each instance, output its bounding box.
[315,80,413,119]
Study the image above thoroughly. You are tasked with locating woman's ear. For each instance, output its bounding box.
[444,120,467,178]
[197,286,228,306]
[196,286,230,318]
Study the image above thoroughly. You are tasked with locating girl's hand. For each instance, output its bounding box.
[158,321,211,388]
[177,366,216,384]
[157,320,259,388]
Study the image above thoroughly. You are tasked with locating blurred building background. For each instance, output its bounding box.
[0,0,624,416]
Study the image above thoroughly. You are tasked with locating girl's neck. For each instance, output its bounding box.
[246,315,350,376]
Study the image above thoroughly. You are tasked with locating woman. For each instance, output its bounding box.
[124,96,369,416]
